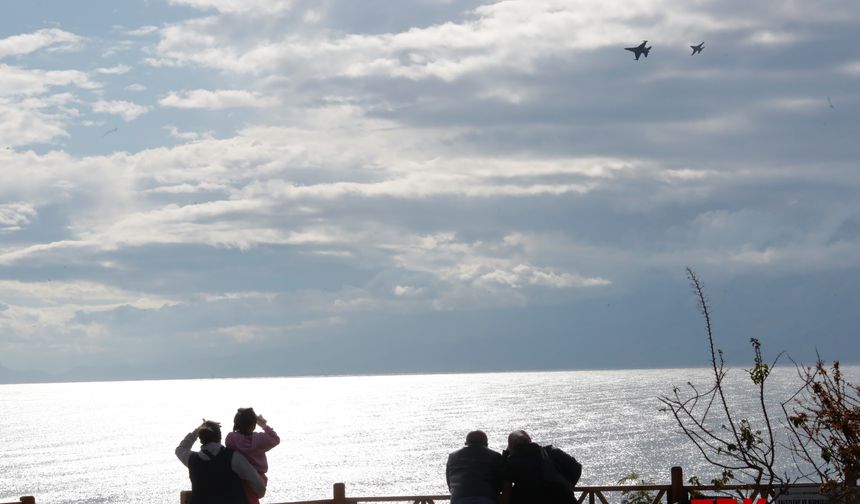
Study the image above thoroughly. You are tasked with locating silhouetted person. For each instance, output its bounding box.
[446,430,504,504]
[176,420,265,504]
[501,430,582,504]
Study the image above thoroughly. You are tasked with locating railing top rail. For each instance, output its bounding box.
[685,482,821,491]
[265,482,827,504]
[345,496,450,503]
[274,500,334,504]
[577,484,671,491]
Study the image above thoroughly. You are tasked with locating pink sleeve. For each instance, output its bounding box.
[254,425,280,452]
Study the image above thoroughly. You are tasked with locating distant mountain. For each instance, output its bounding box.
[0,362,52,384]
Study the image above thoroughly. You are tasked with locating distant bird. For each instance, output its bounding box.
[690,42,705,55]
[102,127,118,137]
[827,96,835,109]
[625,40,651,61]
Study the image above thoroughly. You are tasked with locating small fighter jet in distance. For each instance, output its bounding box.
[690,42,705,55]
[625,40,651,60]
[102,127,118,137]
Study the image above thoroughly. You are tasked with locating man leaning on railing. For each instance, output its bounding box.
[446,430,505,504]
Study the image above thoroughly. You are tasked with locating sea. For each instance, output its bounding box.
[1,366,857,504]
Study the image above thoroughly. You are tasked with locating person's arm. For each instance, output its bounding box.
[176,421,212,466]
[254,414,280,451]
[231,451,266,498]
[175,424,205,467]
[550,447,582,486]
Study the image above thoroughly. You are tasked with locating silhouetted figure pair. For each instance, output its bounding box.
[175,420,265,504]
[175,408,280,504]
[446,430,582,504]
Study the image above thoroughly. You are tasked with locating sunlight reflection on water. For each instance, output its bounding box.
[1,367,857,503]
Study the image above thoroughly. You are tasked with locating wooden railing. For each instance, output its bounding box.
[0,498,35,504]
[178,466,834,504]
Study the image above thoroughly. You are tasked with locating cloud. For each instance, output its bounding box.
[393,285,424,297]
[0,29,82,58]
[159,89,278,109]
[840,61,860,76]
[163,125,215,141]
[744,30,800,46]
[2,0,860,376]
[0,279,178,360]
[147,0,763,80]
[92,100,150,121]
[0,93,78,146]
[95,64,132,75]
[127,25,159,36]
[0,64,99,97]
[0,202,37,232]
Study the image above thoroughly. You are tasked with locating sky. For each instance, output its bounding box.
[0,0,858,382]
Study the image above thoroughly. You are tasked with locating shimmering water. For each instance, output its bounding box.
[1,367,856,503]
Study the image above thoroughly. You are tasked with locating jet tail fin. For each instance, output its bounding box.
[643,47,651,57]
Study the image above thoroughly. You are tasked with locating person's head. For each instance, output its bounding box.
[233,407,257,435]
[507,430,531,451]
[198,420,222,444]
[465,430,488,447]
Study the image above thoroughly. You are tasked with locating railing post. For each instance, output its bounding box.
[20,498,36,504]
[669,466,687,504]
[333,482,346,504]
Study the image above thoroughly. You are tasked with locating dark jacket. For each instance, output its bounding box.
[188,448,249,504]
[503,442,581,504]
[446,444,505,501]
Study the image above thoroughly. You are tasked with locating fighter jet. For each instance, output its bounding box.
[625,40,651,60]
[690,42,705,55]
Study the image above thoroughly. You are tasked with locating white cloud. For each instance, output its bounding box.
[164,125,215,141]
[159,89,277,109]
[0,279,178,347]
[0,29,82,58]
[92,100,150,121]
[393,285,424,297]
[303,9,322,23]
[744,30,800,46]
[0,64,99,96]
[125,83,147,92]
[148,0,753,80]
[0,202,37,232]
[127,25,159,36]
[95,64,132,75]
[0,95,77,146]
[473,263,609,289]
[840,61,860,76]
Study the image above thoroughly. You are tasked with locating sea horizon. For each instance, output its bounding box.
[4,360,855,386]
